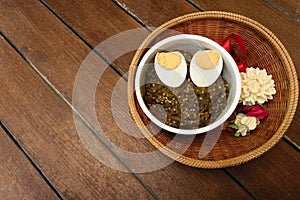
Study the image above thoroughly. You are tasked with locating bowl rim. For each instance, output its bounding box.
[134,34,241,135]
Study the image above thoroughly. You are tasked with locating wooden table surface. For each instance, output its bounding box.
[0,0,299,199]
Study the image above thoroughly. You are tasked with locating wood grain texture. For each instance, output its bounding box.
[42,0,197,75]
[270,0,300,19]
[0,127,57,200]
[113,0,199,26]
[1,0,299,199]
[0,34,152,199]
[43,0,140,45]
[42,0,147,74]
[227,141,300,199]
[0,0,252,199]
[190,0,300,76]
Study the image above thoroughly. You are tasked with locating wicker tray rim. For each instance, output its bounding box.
[128,11,299,168]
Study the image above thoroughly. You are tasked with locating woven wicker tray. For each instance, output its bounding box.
[128,11,298,168]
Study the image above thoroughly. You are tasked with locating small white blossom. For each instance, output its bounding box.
[240,67,276,106]
[234,113,260,136]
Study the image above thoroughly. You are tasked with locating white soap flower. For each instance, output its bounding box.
[240,67,276,106]
[235,113,260,136]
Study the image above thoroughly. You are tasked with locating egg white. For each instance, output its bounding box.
[154,51,187,88]
[190,50,223,87]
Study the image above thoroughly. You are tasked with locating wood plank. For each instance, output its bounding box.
[42,0,141,46]
[42,0,197,75]
[41,0,145,74]
[1,0,298,197]
[43,0,197,42]
[227,141,300,199]
[0,0,252,199]
[112,0,199,27]
[190,0,300,76]
[270,0,300,19]
[0,34,152,199]
[0,126,57,200]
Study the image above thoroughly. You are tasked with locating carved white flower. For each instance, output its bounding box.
[235,113,260,136]
[240,67,276,106]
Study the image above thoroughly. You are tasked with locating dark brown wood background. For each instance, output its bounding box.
[0,0,299,199]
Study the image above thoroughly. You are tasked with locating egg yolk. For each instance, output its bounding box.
[195,51,220,69]
[157,52,181,70]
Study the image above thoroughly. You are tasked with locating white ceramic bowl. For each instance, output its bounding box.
[135,34,241,135]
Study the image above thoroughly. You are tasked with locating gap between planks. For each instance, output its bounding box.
[186,0,300,23]
[263,0,300,23]
[0,30,160,200]
[39,0,125,79]
[112,0,153,31]
[0,121,64,200]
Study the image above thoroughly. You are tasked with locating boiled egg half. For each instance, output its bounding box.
[190,50,223,87]
[154,51,187,87]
